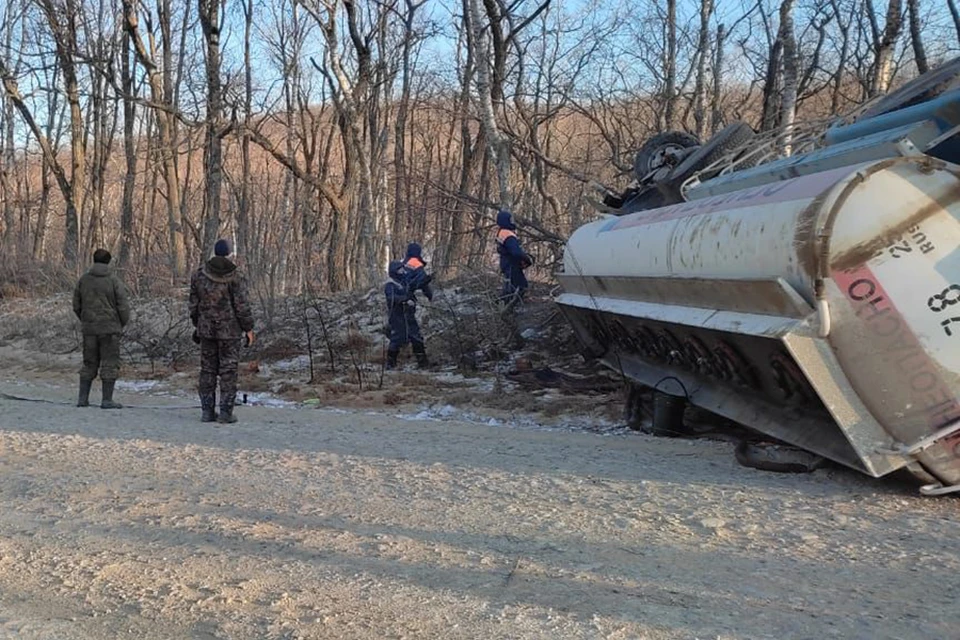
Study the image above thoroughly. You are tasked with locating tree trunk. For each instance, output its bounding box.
[0,96,14,256]
[123,0,186,277]
[467,0,511,209]
[119,30,136,269]
[199,0,223,257]
[779,0,798,155]
[0,57,77,267]
[870,0,904,97]
[906,0,927,74]
[949,0,960,43]
[34,61,61,261]
[829,0,852,115]
[37,0,84,267]
[393,0,420,257]
[760,37,783,131]
[693,0,713,139]
[0,0,17,257]
[664,0,677,129]
[238,0,254,262]
[711,23,725,135]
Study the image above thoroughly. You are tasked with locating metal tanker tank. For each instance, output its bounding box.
[556,156,960,492]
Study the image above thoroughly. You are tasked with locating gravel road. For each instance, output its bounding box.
[0,379,957,640]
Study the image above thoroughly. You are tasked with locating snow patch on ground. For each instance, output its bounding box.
[116,379,162,392]
[237,392,298,408]
[392,402,622,435]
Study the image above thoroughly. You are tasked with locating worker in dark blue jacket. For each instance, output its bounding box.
[384,260,429,369]
[495,209,533,310]
[403,242,434,302]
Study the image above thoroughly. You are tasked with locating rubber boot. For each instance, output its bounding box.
[413,343,430,369]
[217,405,238,424]
[77,378,93,407]
[100,380,122,409]
[200,391,217,423]
[385,348,399,370]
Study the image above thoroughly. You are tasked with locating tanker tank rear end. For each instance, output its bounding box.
[556,157,960,492]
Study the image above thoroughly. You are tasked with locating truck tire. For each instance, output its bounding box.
[633,131,700,181]
[666,121,755,186]
[859,56,960,121]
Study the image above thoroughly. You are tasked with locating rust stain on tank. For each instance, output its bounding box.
[793,185,834,280]
[831,182,960,272]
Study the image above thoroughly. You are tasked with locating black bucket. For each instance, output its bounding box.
[649,376,689,437]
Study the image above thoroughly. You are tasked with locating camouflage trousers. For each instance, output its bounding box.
[198,338,242,411]
[80,333,121,381]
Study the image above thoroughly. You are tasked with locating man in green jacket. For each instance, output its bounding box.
[73,249,131,409]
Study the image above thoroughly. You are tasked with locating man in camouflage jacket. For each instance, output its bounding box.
[189,239,255,424]
[73,249,130,409]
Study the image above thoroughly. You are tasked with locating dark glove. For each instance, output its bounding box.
[192,329,200,344]
[521,254,534,269]
[423,273,434,285]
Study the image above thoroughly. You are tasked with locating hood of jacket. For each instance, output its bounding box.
[496,209,516,230]
[88,263,111,277]
[405,242,422,260]
[204,256,238,282]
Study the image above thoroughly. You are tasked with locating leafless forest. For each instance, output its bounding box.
[0,0,957,299]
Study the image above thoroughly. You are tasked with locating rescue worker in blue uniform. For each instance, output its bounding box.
[403,243,434,302]
[495,209,533,311]
[385,260,430,369]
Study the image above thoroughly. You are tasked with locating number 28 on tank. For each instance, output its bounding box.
[929,285,960,337]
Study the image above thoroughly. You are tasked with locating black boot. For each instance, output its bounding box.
[77,378,93,407]
[200,391,217,422]
[100,380,122,409]
[386,348,399,370]
[412,343,430,369]
[217,405,238,424]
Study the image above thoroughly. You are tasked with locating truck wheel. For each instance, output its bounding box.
[858,56,960,121]
[666,121,755,186]
[633,131,700,181]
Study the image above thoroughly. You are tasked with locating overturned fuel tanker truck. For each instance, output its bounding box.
[556,58,960,494]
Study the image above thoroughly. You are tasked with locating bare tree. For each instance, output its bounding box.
[949,0,960,43]
[664,0,678,129]
[693,0,714,139]
[119,27,136,269]
[779,0,798,154]
[906,0,928,74]
[711,22,725,134]
[0,0,22,257]
[36,0,86,266]
[466,0,512,208]
[122,0,187,278]
[866,0,904,97]
[198,0,225,257]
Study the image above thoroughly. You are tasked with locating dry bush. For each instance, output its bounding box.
[121,297,194,373]
[0,256,76,300]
